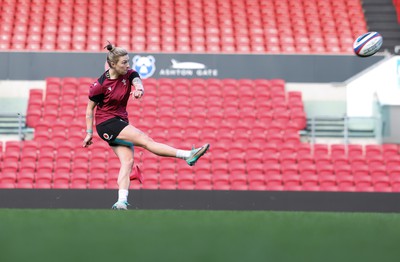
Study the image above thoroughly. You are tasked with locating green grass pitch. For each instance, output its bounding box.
[1,209,400,262]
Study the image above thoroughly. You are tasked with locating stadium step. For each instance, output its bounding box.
[362,0,400,53]
[305,117,377,138]
[0,114,33,139]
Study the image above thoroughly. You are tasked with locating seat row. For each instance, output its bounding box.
[1,172,399,192]
[1,140,398,163]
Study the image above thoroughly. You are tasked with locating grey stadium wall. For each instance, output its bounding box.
[1,189,400,212]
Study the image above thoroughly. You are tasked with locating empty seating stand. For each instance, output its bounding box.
[2,77,399,192]
[0,0,366,54]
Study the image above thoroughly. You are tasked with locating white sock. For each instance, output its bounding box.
[118,189,129,203]
[176,149,191,159]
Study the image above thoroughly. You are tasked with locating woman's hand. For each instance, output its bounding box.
[132,77,144,99]
[83,133,93,147]
[132,89,144,99]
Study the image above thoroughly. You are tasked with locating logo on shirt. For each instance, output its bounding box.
[132,55,156,79]
[122,79,127,85]
[103,133,113,140]
[107,87,112,91]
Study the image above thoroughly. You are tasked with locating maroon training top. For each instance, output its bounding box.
[89,69,140,125]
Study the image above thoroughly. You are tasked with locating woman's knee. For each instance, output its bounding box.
[139,135,155,149]
[119,125,153,147]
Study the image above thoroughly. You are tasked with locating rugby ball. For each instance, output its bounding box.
[353,32,383,57]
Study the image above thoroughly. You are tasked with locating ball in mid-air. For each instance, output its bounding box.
[353,31,383,57]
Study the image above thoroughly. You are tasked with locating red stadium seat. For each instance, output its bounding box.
[390,175,400,192]
[331,155,348,166]
[2,161,19,173]
[212,173,230,188]
[104,172,118,189]
[369,165,386,179]
[265,173,283,187]
[316,164,334,177]
[280,153,297,165]
[54,158,71,174]
[16,181,34,189]
[382,144,398,157]
[194,174,212,190]
[319,171,337,187]
[366,155,385,167]
[229,174,247,188]
[71,160,90,174]
[300,172,318,187]
[372,175,391,192]
[386,155,400,168]
[314,154,331,166]
[35,172,52,185]
[0,171,17,184]
[141,174,159,190]
[3,149,20,165]
[53,172,70,189]
[297,154,314,166]
[73,148,90,164]
[319,184,338,192]
[88,173,106,189]
[26,107,42,128]
[348,151,366,166]
[365,144,382,157]
[282,173,301,187]
[330,144,346,157]
[19,159,36,174]
[70,173,88,189]
[348,144,363,157]
[90,161,107,174]
[352,165,369,179]
[175,172,194,187]
[17,171,36,184]
[313,144,329,155]
[159,174,177,190]
[228,162,246,176]
[248,173,265,187]
[35,180,52,189]
[354,176,373,192]
[296,143,312,155]
[22,140,38,153]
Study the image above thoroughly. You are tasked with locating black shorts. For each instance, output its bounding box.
[96,117,131,147]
